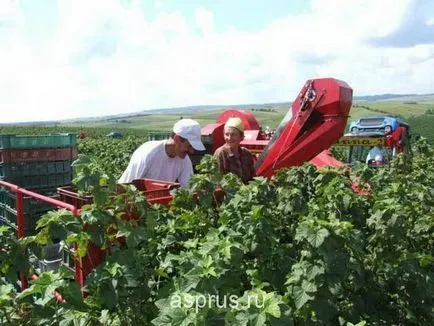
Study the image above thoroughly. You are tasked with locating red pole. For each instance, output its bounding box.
[15,191,28,290]
[0,180,79,214]
[15,192,25,239]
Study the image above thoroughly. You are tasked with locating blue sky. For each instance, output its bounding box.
[19,0,308,34]
[140,0,310,31]
[1,0,433,123]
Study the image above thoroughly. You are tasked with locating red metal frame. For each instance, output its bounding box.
[310,149,345,168]
[0,180,79,290]
[254,78,352,177]
[385,126,408,153]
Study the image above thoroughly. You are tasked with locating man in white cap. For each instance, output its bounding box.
[118,119,205,188]
[213,117,255,184]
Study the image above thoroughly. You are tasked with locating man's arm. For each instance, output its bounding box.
[177,156,194,188]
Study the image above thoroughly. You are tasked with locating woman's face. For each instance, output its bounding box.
[224,127,243,149]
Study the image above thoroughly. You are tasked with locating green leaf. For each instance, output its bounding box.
[151,308,195,326]
[126,226,147,248]
[306,264,325,281]
[301,280,317,294]
[101,280,118,310]
[59,318,76,326]
[183,238,199,249]
[251,205,263,220]
[264,301,281,318]
[90,210,114,224]
[418,254,434,268]
[178,276,201,292]
[251,312,266,326]
[87,224,106,247]
[342,194,352,210]
[292,285,314,309]
[307,228,330,248]
[0,284,15,303]
[59,281,85,308]
[49,223,68,241]
[347,321,367,326]
[99,309,110,325]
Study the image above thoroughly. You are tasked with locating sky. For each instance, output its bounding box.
[0,0,434,123]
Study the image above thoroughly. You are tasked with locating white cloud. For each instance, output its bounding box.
[0,0,433,123]
[154,0,163,10]
[0,0,23,28]
[194,8,215,36]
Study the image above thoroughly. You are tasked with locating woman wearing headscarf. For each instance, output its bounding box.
[213,117,256,183]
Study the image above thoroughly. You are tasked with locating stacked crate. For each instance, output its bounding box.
[0,133,78,236]
[147,130,172,141]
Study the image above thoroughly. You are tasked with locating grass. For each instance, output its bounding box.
[65,106,293,130]
[352,100,433,117]
[60,100,434,143]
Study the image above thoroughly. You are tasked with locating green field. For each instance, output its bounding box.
[63,106,291,131]
[54,99,434,144]
[59,99,433,130]
[1,98,434,144]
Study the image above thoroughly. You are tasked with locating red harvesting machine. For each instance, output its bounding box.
[199,77,352,176]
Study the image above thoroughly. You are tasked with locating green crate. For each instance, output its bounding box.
[0,216,8,227]
[0,204,49,236]
[0,134,77,149]
[39,258,62,273]
[62,245,76,273]
[0,188,59,214]
[147,130,172,141]
[0,204,7,225]
[38,243,63,273]
[55,161,72,174]
[0,161,72,178]
[1,172,72,190]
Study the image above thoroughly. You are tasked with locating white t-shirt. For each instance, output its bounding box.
[118,140,193,188]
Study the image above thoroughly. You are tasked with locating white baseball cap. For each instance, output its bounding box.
[173,119,205,151]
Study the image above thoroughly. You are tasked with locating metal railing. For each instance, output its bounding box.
[0,180,79,290]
